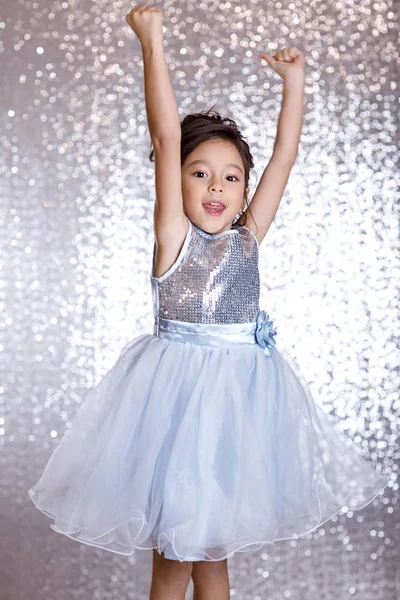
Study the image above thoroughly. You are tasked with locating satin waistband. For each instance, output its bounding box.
[153,311,278,357]
[154,317,257,347]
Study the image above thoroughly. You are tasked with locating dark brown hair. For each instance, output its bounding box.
[149,104,255,228]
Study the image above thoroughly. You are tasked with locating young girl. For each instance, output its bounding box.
[29,5,389,599]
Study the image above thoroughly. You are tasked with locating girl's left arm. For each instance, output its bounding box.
[245,48,306,246]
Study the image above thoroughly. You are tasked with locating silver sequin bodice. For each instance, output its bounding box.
[150,217,260,324]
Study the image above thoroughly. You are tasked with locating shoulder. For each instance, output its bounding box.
[232,223,260,249]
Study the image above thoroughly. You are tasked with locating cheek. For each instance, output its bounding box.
[183,177,201,194]
[182,175,193,187]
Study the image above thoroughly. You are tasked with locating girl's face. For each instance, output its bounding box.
[181,138,249,234]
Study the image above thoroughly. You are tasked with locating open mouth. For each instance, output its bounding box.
[203,203,226,216]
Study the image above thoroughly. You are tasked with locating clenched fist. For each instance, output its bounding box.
[125,4,164,47]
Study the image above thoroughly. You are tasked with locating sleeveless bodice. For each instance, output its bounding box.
[150,216,260,325]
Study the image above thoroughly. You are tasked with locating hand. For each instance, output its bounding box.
[259,47,305,81]
[125,4,164,48]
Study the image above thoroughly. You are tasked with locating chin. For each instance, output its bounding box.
[204,220,233,234]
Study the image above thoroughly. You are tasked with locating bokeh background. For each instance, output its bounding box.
[1,0,399,598]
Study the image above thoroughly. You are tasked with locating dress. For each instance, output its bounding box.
[28,215,389,562]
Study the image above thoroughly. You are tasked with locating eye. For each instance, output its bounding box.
[193,171,239,182]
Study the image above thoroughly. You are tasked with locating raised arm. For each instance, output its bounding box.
[126,5,186,248]
[245,48,306,246]
[126,5,181,141]
[141,41,181,143]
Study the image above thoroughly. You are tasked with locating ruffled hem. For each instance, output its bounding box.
[29,474,388,561]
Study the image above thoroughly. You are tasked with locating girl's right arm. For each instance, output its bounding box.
[142,37,181,143]
[126,5,187,249]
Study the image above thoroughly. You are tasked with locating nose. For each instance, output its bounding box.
[209,181,224,193]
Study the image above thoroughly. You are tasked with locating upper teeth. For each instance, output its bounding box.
[208,203,223,207]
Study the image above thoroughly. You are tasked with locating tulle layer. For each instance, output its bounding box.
[28,333,389,561]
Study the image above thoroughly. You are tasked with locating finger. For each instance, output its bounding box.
[274,47,295,62]
[259,53,277,67]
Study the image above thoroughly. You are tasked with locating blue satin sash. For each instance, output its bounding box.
[153,311,278,357]
[154,316,257,347]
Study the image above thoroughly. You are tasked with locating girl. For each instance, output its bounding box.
[29,5,389,600]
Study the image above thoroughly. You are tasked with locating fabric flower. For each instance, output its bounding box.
[255,310,277,357]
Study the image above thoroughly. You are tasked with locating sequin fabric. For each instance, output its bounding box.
[151,218,260,324]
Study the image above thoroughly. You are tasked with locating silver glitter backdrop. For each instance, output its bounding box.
[1,0,399,598]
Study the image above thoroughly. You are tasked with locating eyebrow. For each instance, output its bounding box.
[187,159,243,175]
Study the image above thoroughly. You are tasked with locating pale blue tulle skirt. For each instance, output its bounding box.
[28,316,389,562]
